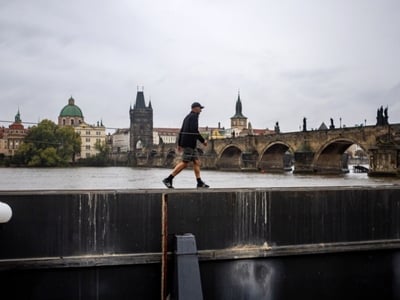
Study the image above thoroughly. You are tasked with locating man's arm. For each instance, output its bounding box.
[190,114,205,144]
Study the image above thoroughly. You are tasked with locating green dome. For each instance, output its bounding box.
[59,97,83,117]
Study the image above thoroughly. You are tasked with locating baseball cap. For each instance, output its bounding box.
[191,102,204,109]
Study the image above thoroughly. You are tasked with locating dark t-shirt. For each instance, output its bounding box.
[177,111,205,149]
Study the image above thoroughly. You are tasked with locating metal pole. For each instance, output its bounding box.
[161,193,169,299]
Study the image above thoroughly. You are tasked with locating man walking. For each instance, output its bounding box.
[162,102,209,188]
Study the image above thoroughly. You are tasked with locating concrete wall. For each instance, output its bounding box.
[1,187,400,299]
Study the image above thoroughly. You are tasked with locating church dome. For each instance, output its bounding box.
[59,97,83,117]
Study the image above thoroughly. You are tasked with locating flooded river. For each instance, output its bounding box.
[0,167,399,190]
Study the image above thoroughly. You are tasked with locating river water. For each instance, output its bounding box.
[0,166,399,191]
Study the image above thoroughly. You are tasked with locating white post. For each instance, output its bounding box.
[0,201,12,223]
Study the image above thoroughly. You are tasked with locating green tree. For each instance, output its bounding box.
[56,125,81,162]
[15,119,81,167]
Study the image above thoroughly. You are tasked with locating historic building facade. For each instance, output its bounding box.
[111,128,130,153]
[0,110,29,156]
[153,128,180,145]
[58,96,106,159]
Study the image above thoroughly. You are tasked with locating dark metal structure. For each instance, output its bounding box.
[1,187,400,299]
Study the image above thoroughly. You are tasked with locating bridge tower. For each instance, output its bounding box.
[129,88,153,166]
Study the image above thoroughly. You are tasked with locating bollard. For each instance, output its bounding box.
[0,201,12,223]
[172,233,203,300]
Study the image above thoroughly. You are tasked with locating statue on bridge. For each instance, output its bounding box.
[384,107,389,125]
[274,121,280,134]
[329,118,335,129]
[376,106,389,126]
[302,117,307,132]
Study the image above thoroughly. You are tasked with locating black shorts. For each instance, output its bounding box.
[182,147,199,162]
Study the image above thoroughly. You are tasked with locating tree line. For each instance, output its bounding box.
[1,119,110,167]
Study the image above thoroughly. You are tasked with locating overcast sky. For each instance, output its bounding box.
[1,0,400,133]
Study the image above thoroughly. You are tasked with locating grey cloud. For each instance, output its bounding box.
[0,1,400,133]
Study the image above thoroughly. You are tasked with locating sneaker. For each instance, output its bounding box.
[197,181,209,188]
[162,178,174,189]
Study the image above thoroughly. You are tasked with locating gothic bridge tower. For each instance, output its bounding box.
[129,89,153,164]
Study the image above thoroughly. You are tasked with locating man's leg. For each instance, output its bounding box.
[172,161,189,177]
[193,159,201,179]
[163,161,188,188]
[193,159,209,188]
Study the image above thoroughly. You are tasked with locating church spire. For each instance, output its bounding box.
[231,91,246,118]
[15,108,21,123]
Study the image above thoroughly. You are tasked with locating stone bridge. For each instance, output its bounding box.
[140,124,400,176]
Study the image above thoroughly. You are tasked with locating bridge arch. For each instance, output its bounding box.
[259,142,294,172]
[216,145,245,170]
[313,138,368,174]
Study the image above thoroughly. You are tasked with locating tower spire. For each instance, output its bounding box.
[233,92,245,118]
[134,89,146,108]
[15,107,21,123]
